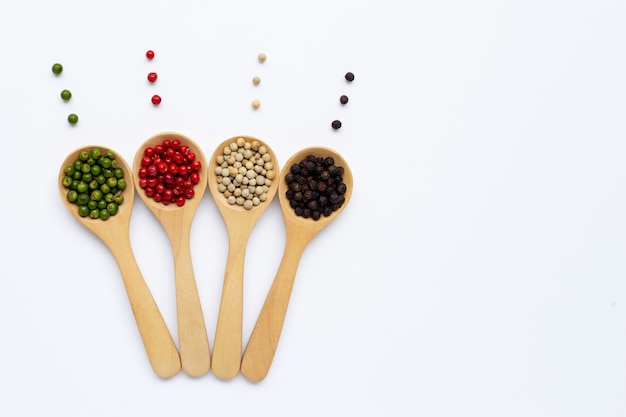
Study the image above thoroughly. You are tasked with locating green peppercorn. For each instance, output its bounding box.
[114,194,124,205]
[117,178,127,190]
[106,177,117,188]
[76,181,89,193]
[90,164,102,176]
[68,113,78,124]
[90,190,103,201]
[106,202,118,216]
[64,165,75,176]
[52,63,63,75]
[78,206,89,217]
[67,190,78,203]
[61,89,72,101]
[77,193,89,206]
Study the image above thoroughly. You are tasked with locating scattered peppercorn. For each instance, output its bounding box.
[151,95,161,105]
[52,63,63,75]
[252,99,261,110]
[331,120,342,129]
[138,138,202,207]
[146,50,155,60]
[340,95,349,104]
[252,76,261,85]
[285,155,347,220]
[213,137,275,210]
[258,53,267,63]
[62,147,126,220]
[68,113,79,124]
[147,72,158,83]
[61,89,72,101]
[345,72,354,82]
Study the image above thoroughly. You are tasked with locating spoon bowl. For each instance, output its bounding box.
[132,132,211,377]
[241,146,353,382]
[207,135,279,380]
[58,145,181,378]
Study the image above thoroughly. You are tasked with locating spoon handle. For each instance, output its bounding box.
[171,228,211,377]
[211,229,250,380]
[241,241,306,382]
[108,238,181,379]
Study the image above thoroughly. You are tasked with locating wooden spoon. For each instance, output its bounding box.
[132,132,211,377]
[207,136,280,380]
[240,146,353,382]
[58,145,181,379]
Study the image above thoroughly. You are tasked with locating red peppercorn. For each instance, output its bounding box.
[147,72,158,83]
[144,147,155,157]
[146,50,155,60]
[151,95,161,105]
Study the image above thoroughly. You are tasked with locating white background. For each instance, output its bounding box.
[1,0,626,416]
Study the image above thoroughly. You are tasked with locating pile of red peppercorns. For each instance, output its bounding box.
[137,138,202,206]
[285,155,347,220]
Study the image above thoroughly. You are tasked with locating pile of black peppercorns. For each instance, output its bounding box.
[285,155,347,220]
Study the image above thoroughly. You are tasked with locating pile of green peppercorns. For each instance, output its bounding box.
[61,147,126,220]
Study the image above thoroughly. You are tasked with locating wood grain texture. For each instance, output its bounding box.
[207,136,280,380]
[59,145,181,379]
[240,146,353,382]
[132,133,211,377]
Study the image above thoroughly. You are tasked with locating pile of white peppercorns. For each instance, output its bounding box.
[214,137,276,210]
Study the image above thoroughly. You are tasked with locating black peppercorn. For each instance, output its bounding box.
[290,182,301,192]
[332,120,342,129]
[340,95,349,104]
[345,72,355,82]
